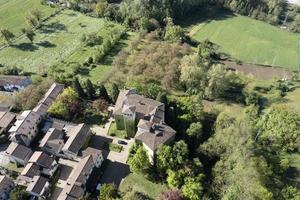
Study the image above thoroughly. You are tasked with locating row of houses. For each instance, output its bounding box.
[0,82,104,200]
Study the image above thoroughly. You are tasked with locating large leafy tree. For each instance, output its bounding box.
[156,141,189,176]
[48,87,82,120]
[257,105,300,152]
[181,178,203,200]
[128,146,151,174]
[98,184,118,200]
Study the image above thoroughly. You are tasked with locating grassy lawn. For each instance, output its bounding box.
[0,9,108,73]
[108,121,126,139]
[190,12,300,69]
[0,0,57,36]
[109,143,123,152]
[203,100,244,118]
[120,173,167,199]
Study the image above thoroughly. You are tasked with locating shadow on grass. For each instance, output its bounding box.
[179,7,235,28]
[100,161,130,186]
[11,43,38,51]
[40,21,67,34]
[36,40,57,48]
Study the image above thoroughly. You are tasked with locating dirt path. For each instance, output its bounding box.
[223,61,294,80]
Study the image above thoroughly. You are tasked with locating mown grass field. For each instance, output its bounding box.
[120,173,167,199]
[190,13,300,69]
[0,9,113,73]
[0,0,57,35]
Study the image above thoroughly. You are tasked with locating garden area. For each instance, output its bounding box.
[119,173,167,199]
[108,121,126,139]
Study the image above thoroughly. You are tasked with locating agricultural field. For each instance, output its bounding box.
[0,9,125,76]
[0,0,57,36]
[190,13,300,69]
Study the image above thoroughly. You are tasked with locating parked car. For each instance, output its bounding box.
[117,140,127,145]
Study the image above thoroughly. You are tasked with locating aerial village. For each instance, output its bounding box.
[0,75,175,200]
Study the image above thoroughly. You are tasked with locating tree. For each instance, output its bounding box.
[179,54,207,95]
[92,99,109,113]
[186,122,203,150]
[123,188,153,200]
[99,83,111,103]
[48,87,82,120]
[98,184,118,200]
[72,77,86,98]
[160,188,184,200]
[181,178,203,200]
[111,83,120,103]
[257,105,300,152]
[86,79,96,100]
[25,9,43,28]
[0,29,15,45]
[186,122,203,139]
[10,186,29,200]
[205,64,229,99]
[95,0,109,17]
[21,28,35,43]
[156,141,189,176]
[128,146,151,174]
[167,169,185,188]
[164,17,184,42]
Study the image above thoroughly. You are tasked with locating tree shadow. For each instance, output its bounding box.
[179,7,235,28]
[39,21,67,34]
[11,43,39,51]
[78,67,90,76]
[36,40,57,48]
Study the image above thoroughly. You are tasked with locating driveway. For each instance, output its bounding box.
[90,118,135,186]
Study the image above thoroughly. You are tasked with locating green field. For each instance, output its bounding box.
[0,9,111,73]
[0,0,57,35]
[120,173,167,199]
[191,14,300,69]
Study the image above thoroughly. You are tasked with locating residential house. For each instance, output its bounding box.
[5,142,33,166]
[8,110,42,146]
[62,124,92,160]
[17,163,40,186]
[26,176,50,199]
[28,151,58,176]
[113,89,165,137]
[39,128,65,156]
[57,153,103,200]
[0,75,31,92]
[0,175,14,200]
[0,111,15,135]
[33,83,64,116]
[135,119,176,162]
